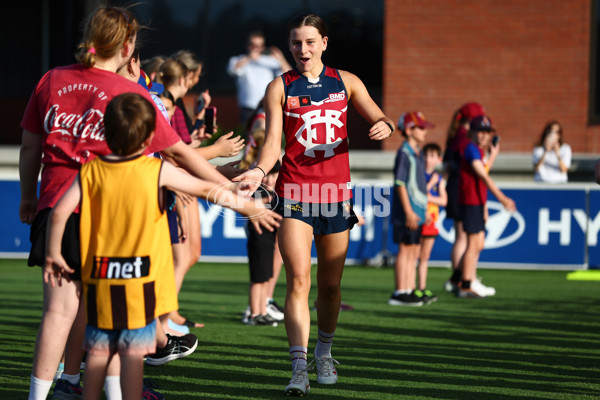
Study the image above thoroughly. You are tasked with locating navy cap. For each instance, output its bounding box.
[469,115,495,132]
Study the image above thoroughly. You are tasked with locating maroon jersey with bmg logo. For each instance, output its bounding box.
[275,66,352,203]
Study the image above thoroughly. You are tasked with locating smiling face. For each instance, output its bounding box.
[289,25,328,76]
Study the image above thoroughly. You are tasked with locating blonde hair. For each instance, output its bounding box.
[75,7,139,68]
[239,128,266,169]
[155,58,189,89]
[171,50,202,72]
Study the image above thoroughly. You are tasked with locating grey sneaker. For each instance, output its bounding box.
[285,364,312,397]
[315,355,339,384]
[246,314,278,326]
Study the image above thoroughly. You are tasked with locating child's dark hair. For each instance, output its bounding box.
[423,142,442,156]
[104,93,156,156]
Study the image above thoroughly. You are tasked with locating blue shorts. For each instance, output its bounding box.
[272,198,358,235]
[393,224,422,245]
[460,204,485,233]
[84,320,157,357]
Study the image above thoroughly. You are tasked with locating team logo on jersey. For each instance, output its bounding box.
[287,96,312,109]
[329,93,345,102]
[295,109,345,158]
[91,256,150,279]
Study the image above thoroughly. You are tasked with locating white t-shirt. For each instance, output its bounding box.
[227,54,283,109]
[533,143,571,183]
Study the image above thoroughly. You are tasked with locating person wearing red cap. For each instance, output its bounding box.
[457,115,516,298]
[388,111,434,306]
[442,102,486,293]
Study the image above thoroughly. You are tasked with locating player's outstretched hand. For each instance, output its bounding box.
[232,168,264,198]
[502,196,517,213]
[368,120,393,141]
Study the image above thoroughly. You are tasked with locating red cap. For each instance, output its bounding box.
[398,111,435,130]
[458,102,486,122]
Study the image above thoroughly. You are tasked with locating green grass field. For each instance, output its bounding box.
[0,259,598,399]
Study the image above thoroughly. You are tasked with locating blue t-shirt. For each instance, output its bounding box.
[391,141,427,226]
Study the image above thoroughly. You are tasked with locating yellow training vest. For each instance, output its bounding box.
[79,155,177,330]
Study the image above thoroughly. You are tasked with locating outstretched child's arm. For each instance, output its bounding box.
[471,160,516,212]
[159,161,281,234]
[44,176,81,287]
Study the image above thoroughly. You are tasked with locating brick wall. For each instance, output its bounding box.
[382,0,600,154]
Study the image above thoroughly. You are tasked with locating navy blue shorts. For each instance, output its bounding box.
[460,204,485,233]
[393,223,422,245]
[166,190,179,244]
[272,198,358,235]
[167,208,179,244]
[28,208,81,281]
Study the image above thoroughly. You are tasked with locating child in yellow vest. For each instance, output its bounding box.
[44,93,280,399]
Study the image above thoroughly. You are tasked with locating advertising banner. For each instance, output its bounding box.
[1,180,598,270]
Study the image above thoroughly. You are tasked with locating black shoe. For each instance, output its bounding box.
[145,333,198,366]
[142,378,164,400]
[422,289,438,303]
[50,378,82,399]
[246,314,278,326]
[388,291,423,306]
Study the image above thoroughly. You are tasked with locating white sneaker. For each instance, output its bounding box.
[242,305,251,324]
[472,278,496,297]
[315,355,339,384]
[285,365,311,396]
[266,302,284,322]
[443,279,459,293]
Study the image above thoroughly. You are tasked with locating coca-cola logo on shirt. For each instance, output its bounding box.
[44,104,105,141]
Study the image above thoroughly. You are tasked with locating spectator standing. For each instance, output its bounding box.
[442,102,486,293]
[44,93,281,399]
[388,112,433,307]
[417,142,447,303]
[227,31,292,125]
[457,115,516,298]
[533,121,571,183]
[19,7,248,399]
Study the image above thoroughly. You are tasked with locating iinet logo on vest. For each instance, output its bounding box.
[92,256,150,279]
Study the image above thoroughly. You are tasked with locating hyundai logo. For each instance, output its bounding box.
[438,201,526,249]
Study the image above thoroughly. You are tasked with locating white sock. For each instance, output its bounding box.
[394,289,410,296]
[315,329,335,359]
[60,372,80,385]
[29,375,53,400]
[104,375,122,400]
[289,345,308,371]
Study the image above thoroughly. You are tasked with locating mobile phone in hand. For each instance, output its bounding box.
[204,106,216,133]
[492,135,500,146]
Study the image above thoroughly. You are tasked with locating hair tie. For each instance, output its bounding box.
[88,47,96,55]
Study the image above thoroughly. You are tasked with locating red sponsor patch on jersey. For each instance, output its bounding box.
[287,96,300,109]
